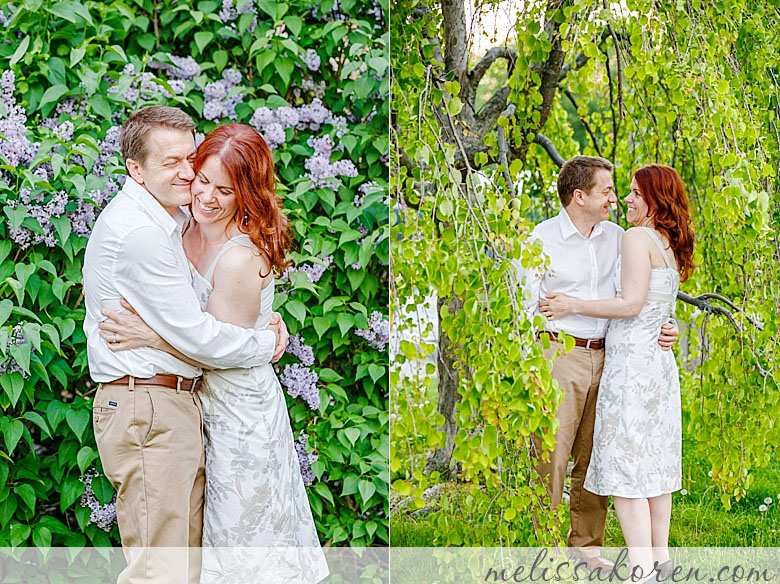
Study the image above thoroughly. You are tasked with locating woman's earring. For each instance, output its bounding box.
[243,212,249,225]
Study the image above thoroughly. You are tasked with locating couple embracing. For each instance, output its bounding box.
[83,106,328,583]
[520,156,694,579]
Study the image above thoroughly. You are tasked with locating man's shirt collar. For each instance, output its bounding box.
[558,207,605,241]
[121,177,188,235]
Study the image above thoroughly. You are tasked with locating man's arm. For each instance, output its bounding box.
[114,226,276,368]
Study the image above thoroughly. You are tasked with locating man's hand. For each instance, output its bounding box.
[658,321,679,351]
[268,312,289,362]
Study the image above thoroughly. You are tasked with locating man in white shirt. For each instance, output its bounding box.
[83,106,287,583]
[518,156,677,568]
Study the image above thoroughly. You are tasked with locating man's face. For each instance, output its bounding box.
[127,128,196,214]
[582,168,616,222]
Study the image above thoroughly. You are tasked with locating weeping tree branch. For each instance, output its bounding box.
[497,104,517,193]
[532,133,565,167]
[603,0,625,119]
[563,89,604,157]
[678,292,764,332]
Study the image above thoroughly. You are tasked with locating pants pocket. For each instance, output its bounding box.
[133,390,157,447]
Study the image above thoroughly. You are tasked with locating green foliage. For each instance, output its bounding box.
[0,0,388,545]
[391,0,562,546]
[392,0,780,545]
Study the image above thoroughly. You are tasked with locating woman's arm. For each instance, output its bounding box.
[540,229,652,320]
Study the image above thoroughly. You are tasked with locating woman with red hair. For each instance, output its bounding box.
[539,164,694,580]
[104,124,327,581]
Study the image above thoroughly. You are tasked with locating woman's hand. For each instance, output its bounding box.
[538,293,578,320]
[99,299,165,352]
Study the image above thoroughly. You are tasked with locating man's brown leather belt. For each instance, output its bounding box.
[537,331,605,350]
[104,374,202,392]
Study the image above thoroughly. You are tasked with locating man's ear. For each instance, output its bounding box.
[125,158,144,185]
[571,188,586,206]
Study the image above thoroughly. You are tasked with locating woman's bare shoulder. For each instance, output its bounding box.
[213,244,271,287]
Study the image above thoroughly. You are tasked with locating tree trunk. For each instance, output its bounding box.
[424,294,462,478]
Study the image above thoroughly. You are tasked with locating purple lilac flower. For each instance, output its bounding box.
[0,70,38,168]
[222,68,242,87]
[250,106,274,128]
[280,363,320,410]
[294,433,317,486]
[302,49,321,71]
[0,324,29,378]
[219,0,257,32]
[0,8,12,27]
[167,55,201,80]
[54,120,74,142]
[203,100,227,121]
[195,132,206,147]
[204,80,228,100]
[286,334,315,366]
[367,0,384,21]
[296,98,330,131]
[80,469,117,532]
[355,311,389,351]
[350,261,361,270]
[275,106,299,129]
[259,122,286,149]
[8,190,70,249]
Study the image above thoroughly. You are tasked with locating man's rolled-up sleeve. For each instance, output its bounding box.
[114,226,275,368]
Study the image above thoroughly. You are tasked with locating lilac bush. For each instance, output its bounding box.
[0,0,388,547]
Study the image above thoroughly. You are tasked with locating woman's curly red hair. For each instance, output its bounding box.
[633,164,695,282]
[194,124,291,276]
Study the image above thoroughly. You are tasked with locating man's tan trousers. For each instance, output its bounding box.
[93,381,206,584]
[533,341,608,551]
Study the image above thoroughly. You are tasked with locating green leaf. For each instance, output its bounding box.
[60,477,85,511]
[313,482,334,506]
[32,525,51,549]
[358,479,376,505]
[66,408,90,442]
[336,312,354,336]
[3,418,24,454]
[313,316,331,339]
[341,474,358,495]
[21,323,40,352]
[77,446,97,473]
[70,46,86,68]
[89,94,113,120]
[9,343,31,375]
[368,364,385,382]
[213,50,228,71]
[92,474,114,505]
[42,324,61,353]
[274,58,294,88]
[4,206,27,231]
[0,299,12,327]
[22,411,51,439]
[285,299,307,324]
[9,35,30,66]
[38,85,69,113]
[14,485,35,513]
[285,15,302,37]
[0,373,24,406]
[344,427,360,445]
[318,368,342,382]
[194,32,214,54]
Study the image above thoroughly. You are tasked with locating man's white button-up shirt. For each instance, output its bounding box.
[83,177,276,382]
[517,208,624,339]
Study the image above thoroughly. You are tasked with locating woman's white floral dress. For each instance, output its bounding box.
[192,234,328,583]
[584,227,682,498]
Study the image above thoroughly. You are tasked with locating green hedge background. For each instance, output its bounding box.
[0,0,388,547]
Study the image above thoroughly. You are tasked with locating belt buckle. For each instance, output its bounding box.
[585,338,593,349]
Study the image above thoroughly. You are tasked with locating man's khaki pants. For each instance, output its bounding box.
[533,341,608,551]
[93,380,206,584]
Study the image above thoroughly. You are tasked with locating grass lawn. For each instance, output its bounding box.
[391,442,780,546]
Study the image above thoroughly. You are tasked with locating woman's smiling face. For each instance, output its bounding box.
[626,177,650,225]
[190,155,239,225]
